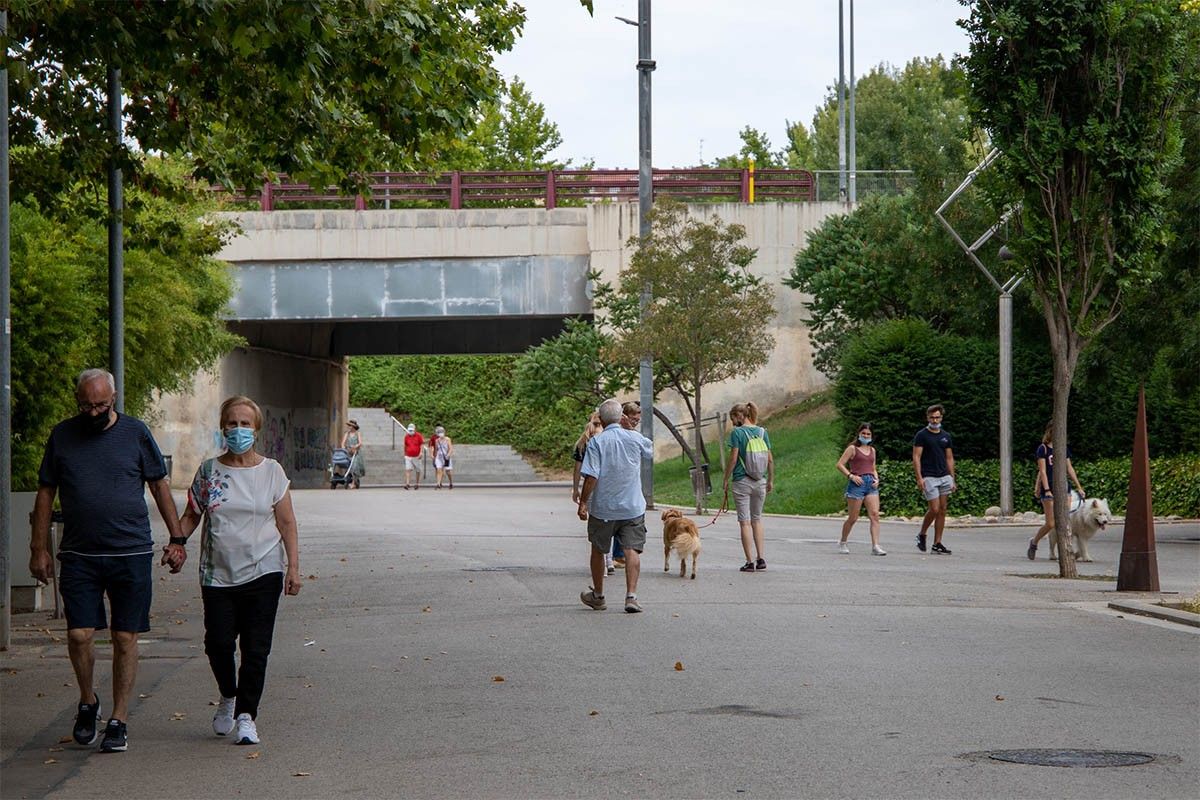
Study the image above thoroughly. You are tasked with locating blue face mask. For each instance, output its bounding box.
[224,427,256,454]
[928,422,942,431]
[858,436,872,445]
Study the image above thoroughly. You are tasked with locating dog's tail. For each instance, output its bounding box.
[670,534,702,558]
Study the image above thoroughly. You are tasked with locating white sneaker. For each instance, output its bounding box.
[212,696,236,736]
[872,544,888,556]
[234,713,259,745]
[837,541,850,554]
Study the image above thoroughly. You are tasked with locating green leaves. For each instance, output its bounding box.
[5,0,527,190]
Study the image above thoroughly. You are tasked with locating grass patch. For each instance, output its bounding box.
[652,397,847,515]
[1174,594,1200,615]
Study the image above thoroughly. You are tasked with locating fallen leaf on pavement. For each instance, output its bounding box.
[674,661,685,671]
[139,693,152,699]
[36,692,45,698]
[44,758,58,765]
[589,710,599,716]
[208,701,218,706]
[246,751,261,759]
[339,558,347,562]
[170,712,186,720]
[422,606,431,612]
[293,772,311,777]
[58,736,72,743]
[995,695,1005,701]
[492,676,505,682]
[49,747,64,752]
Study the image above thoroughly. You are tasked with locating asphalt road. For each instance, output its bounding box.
[2,486,1197,800]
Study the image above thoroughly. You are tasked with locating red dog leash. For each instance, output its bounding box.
[694,487,730,529]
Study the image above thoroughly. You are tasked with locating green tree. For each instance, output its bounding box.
[607,202,776,512]
[961,0,1198,577]
[9,155,240,489]
[714,126,781,168]
[4,0,525,189]
[433,77,568,172]
[782,119,816,169]
[809,57,974,182]
[514,318,635,412]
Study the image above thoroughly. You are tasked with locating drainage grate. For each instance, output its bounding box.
[987,749,1155,768]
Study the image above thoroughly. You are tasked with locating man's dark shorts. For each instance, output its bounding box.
[587,515,647,554]
[58,553,153,633]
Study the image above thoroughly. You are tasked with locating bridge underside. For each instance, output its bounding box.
[229,316,585,357]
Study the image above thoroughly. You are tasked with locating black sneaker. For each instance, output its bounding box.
[72,694,102,745]
[755,558,767,571]
[931,542,952,555]
[99,719,127,752]
[916,532,927,552]
[739,561,756,572]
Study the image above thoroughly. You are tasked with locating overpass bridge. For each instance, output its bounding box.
[153,177,846,487]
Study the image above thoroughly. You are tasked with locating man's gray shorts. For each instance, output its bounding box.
[587,515,647,554]
[922,475,954,500]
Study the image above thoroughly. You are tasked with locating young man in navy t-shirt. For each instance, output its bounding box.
[29,369,185,753]
[911,404,956,554]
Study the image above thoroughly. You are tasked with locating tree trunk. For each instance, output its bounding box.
[1048,322,1078,579]
[692,377,705,515]
[654,407,697,463]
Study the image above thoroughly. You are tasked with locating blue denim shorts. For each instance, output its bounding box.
[845,474,879,500]
[58,552,153,633]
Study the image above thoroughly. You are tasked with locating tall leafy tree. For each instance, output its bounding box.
[961,0,1198,577]
[4,0,526,189]
[433,77,568,172]
[714,126,782,168]
[606,202,776,513]
[9,155,239,489]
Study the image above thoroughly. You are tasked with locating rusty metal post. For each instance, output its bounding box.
[450,171,462,210]
[260,180,273,212]
[1117,386,1159,592]
[545,170,556,210]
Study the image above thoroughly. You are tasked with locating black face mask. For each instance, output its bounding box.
[81,411,112,433]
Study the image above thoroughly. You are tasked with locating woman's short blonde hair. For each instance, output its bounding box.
[220,395,263,430]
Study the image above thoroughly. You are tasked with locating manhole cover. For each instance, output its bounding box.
[987,749,1155,767]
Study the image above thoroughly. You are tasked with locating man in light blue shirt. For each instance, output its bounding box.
[577,399,653,613]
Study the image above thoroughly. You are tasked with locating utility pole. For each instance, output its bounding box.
[837,0,847,202]
[847,0,857,204]
[636,0,655,506]
[1,10,12,650]
[108,67,125,411]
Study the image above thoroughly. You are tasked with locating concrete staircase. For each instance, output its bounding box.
[346,407,542,485]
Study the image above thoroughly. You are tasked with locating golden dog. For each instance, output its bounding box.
[662,509,701,579]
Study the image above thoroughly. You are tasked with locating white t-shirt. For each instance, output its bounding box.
[188,457,291,588]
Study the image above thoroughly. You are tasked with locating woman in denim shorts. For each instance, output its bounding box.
[836,423,886,555]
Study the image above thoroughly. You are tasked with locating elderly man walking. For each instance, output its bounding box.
[577,398,653,613]
[28,369,185,753]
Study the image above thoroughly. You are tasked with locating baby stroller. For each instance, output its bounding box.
[328,448,360,489]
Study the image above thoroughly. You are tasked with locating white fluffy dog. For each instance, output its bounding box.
[1048,497,1112,563]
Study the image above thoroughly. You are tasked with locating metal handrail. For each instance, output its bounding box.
[214,167,822,211]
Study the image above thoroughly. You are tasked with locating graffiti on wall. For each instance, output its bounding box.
[260,407,330,481]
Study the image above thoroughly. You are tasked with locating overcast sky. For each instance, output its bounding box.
[495,0,971,168]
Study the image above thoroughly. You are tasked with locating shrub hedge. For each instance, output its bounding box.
[875,453,1199,518]
[835,318,1198,461]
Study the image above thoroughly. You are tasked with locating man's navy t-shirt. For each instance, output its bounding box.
[38,413,168,555]
[912,427,954,478]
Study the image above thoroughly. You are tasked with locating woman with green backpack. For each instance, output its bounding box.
[722,402,774,572]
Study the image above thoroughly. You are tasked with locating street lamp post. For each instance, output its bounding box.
[935,149,1022,516]
[618,1,656,505]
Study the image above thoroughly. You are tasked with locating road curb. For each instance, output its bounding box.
[1107,600,1200,628]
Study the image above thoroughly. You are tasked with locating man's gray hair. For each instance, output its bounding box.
[76,369,116,394]
[598,398,622,426]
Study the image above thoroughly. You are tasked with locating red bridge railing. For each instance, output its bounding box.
[222,168,816,211]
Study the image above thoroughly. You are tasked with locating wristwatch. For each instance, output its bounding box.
[169,536,189,546]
